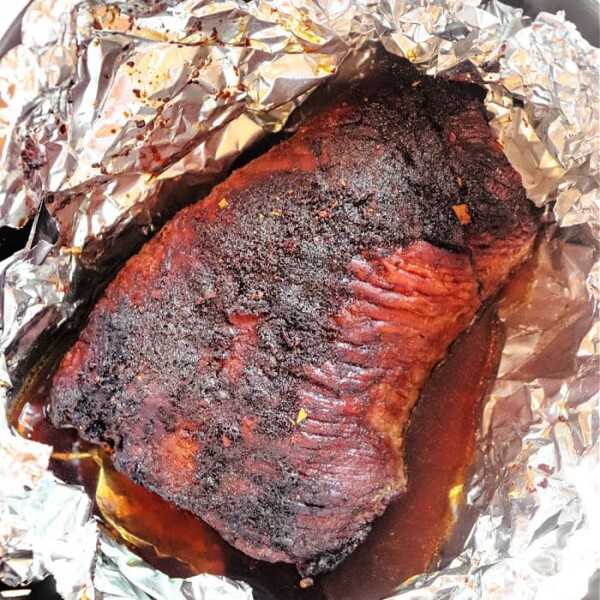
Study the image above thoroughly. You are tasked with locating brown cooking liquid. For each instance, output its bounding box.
[11,280,533,599]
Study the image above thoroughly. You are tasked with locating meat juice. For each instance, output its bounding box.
[10,255,538,600]
[9,308,499,600]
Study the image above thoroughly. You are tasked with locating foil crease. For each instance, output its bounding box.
[0,412,96,598]
[0,0,598,599]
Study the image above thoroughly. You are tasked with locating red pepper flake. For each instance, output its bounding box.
[284,240,299,254]
[538,478,549,489]
[299,578,313,589]
[538,463,555,476]
[217,89,232,101]
[132,89,141,99]
[452,204,471,225]
[318,210,330,218]
[456,176,463,187]
[241,415,258,438]
[126,60,135,68]
[222,435,231,448]
[449,131,457,143]
[149,144,161,163]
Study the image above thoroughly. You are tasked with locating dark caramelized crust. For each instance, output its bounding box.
[50,55,539,575]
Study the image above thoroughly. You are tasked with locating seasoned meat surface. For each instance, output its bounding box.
[51,55,538,575]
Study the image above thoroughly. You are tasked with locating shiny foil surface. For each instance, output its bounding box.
[0,1,597,598]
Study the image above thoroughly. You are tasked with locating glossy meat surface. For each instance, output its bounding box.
[51,56,538,575]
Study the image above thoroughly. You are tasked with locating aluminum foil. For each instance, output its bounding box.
[95,533,253,600]
[0,0,598,599]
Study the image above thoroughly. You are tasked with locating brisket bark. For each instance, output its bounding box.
[50,55,539,576]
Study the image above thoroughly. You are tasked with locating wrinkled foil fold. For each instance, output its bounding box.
[0,0,598,599]
[95,533,254,600]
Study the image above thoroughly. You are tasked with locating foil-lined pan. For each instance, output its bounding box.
[0,0,598,598]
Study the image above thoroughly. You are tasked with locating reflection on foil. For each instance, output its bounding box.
[95,532,253,600]
[0,0,598,599]
[0,417,95,598]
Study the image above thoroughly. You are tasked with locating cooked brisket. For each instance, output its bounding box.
[50,55,539,575]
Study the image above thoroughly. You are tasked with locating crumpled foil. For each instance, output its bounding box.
[95,533,254,600]
[0,0,598,599]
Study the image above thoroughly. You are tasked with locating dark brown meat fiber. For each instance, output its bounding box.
[51,56,538,576]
